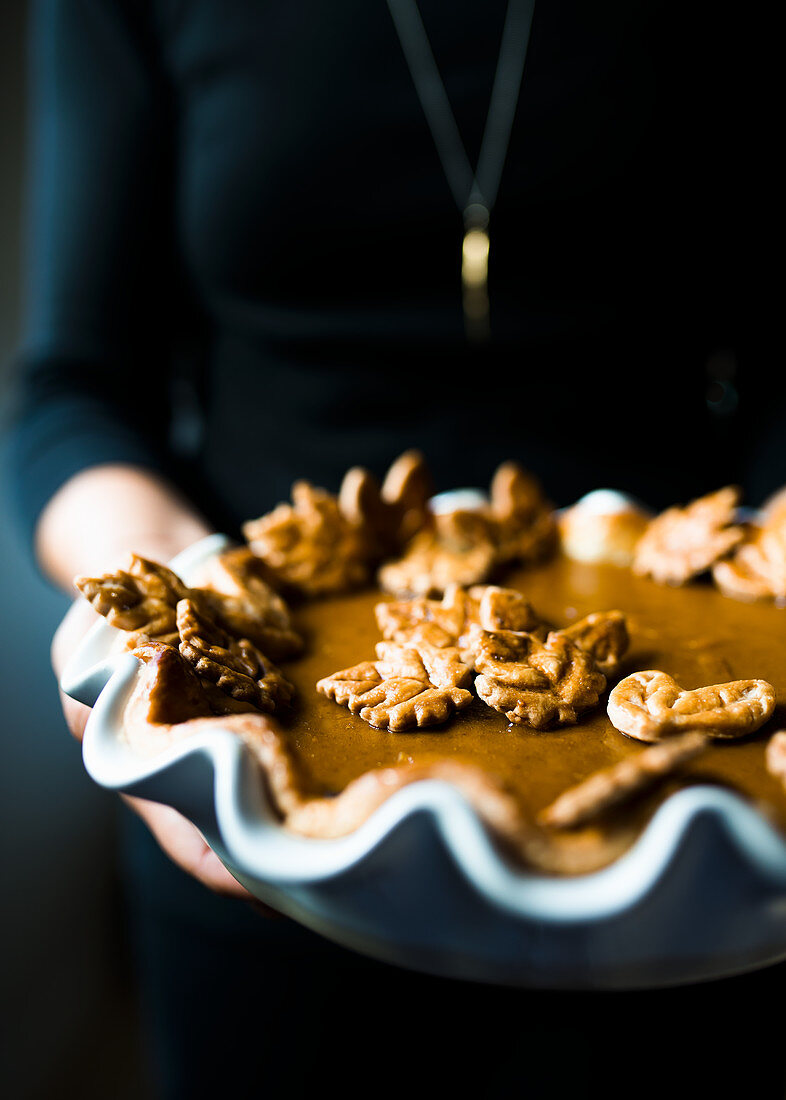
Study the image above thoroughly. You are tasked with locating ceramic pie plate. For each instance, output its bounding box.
[61,509,786,990]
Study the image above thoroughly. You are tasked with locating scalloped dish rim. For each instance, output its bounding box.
[63,506,786,926]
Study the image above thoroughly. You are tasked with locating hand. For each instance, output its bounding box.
[41,464,267,901]
[52,597,254,900]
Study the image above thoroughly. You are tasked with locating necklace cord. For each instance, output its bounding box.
[385,0,537,215]
[474,0,536,210]
[385,0,537,341]
[385,0,475,207]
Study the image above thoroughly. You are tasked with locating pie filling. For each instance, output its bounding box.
[74,454,786,877]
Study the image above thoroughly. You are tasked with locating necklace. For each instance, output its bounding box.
[386,0,536,340]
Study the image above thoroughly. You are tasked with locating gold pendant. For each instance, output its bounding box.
[462,226,490,341]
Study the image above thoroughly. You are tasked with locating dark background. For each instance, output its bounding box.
[0,3,147,1095]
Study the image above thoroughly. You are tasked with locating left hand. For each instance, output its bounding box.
[52,594,254,902]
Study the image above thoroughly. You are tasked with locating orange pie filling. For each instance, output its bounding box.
[74,455,786,877]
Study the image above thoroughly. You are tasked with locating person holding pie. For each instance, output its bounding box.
[7,1,782,1097]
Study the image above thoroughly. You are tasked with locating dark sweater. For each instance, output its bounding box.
[8,0,778,541]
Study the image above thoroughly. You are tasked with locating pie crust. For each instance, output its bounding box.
[75,468,786,877]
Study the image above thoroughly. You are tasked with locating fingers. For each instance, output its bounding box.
[51,599,99,676]
[126,796,282,914]
[60,689,91,742]
[122,794,253,900]
[53,600,100,741]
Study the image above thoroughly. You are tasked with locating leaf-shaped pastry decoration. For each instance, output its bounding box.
[607,670,776,743]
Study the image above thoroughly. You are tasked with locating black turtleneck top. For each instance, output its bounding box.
[9,0,778,540]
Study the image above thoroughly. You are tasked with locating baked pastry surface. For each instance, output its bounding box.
[265,554,785,870]
[76,468,786,876]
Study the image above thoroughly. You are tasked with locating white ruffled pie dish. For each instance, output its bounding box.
[61,504,786,990]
